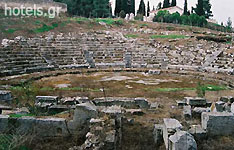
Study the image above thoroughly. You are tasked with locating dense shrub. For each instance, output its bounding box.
[134,14,143,21]
[153,10,208,27]
[119,10,126,19]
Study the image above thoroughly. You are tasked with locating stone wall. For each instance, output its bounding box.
[0,0,67,12]
[201,112,234,136]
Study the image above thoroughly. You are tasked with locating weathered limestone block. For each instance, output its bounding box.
[163,118,183,149]
[220,96,234,103]
[0,115,9,132]
[202,112,234,136]
[169,131,197,150]
[0,91,12,102]
[176,100,187,108]
[192,107,210,118]
[35,118,69,137]
[0,115,70,137]
[183,106,192,120]
[215,101,225,112]
[185,97,207,107]
[73,102,97,124]
[153,124,163,146]
[148,69,161,75]
[134,98,150,109]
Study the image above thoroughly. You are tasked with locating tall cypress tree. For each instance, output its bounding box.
[203,0,213,18]
[195,0,205,16]
[183,0,188,15]
[137,0,145,16]
[130,0,135,14]
[163,0,170,8]
[157,2,162,10]
[171,0,176,6]
[147,1,150,16]
[92,0,110,18]
[80,0,94,17]
[121,0,128,13]
[115,0,122,16]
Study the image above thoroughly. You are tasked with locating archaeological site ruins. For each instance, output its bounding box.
[0,0,234,150]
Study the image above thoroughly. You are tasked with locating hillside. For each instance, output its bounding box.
[0,9,232,42]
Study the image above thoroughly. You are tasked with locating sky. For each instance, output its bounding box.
[110,0,234,25]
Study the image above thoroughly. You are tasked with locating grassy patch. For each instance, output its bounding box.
[125,34,139,38]
[33,22,59,33]
[153,85,228,92]
[9,114,34,118]
[150,34,188,39]
[139,23,148,27]
[154,87,195,92]
[3,28,16,34]
[71,17,90,24]
[95,18,123,25]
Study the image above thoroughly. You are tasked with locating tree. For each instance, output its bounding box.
[195,0,205,16]
[130,0,135,14]
[226,17,232,29]
[119,10,126,18]
[92,0,110,18]
[203,0,213,18]
[152,6,155,11]
[163,0,170,8]
[121,0,128,14]
[147,1,150,16]
[183,0,188,15]
[171,0,176,6]
[157,2,162,10]
[115,0,121,16]
[137,0,146,16]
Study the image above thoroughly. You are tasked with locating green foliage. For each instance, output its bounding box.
[134,14,143,21]
[195,0,205,16]
[152,84,228,92]
[95,18,123,25]
[55,0,110,18]
[115,0,122,16]
[150,34,187,39]
[125,34,139,38]
[147,1,150,16]
[203,0,213,18]
[3,28,16,34]
[196,82,205,97]
[9,114,34,118]
[171,0,177,6]
[33,23,57,33]
[137,0,146,16]
[163,0,170,8]
[183,0,188,15]
[153,10,208,27]
[119,10,126,18]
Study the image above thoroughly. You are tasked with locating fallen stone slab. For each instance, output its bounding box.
[192,107,210,118]
[176,100,187,108]
[202,112,234,136]
[169,131,197,150]
[185,97,207,107]
[220,96,234,103]
[126,109,144,115]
